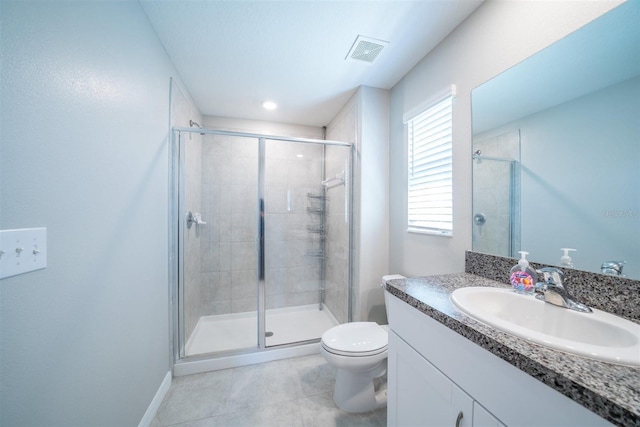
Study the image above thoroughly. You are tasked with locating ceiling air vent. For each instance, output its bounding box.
[346,35,388,63]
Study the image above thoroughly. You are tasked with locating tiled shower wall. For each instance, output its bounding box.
[324,145,351,324]
[181,132,203,341]
[199,135,257,316]
[324,101,356,324]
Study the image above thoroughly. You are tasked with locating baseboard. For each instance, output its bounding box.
[138,371,172,427]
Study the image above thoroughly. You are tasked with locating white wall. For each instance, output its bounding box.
[389,0,623,276]
[327,86,390,323]
[357,87,390,323]
[0,1,183,425]
[517,77,639,278]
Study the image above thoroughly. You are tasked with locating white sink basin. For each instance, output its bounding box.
[450,287,640,366]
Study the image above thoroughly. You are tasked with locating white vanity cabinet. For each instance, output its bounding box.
[389,330,503,427]
[386,293,612,427]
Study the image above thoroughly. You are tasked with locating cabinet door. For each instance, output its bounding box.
[388,331,473,427]
[473,402,505,427]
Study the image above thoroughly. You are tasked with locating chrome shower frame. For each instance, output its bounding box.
[169,126,354,373]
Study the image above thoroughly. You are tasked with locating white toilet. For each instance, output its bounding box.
[320,274,405,413]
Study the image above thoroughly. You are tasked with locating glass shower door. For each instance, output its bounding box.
[262,139,350,347]
[180,132,260,356]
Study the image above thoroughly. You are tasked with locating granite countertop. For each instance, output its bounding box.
[385,273,640,427]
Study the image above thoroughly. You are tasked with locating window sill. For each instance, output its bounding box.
[407,228,453,237]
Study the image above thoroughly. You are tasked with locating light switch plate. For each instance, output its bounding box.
[0,228,47,279]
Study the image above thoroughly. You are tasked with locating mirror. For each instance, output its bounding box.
[471,1,640,280]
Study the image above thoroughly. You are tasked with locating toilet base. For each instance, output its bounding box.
[332,360,387,413]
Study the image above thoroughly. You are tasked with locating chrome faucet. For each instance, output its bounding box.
[601,260,625,276]
[534,267,592,313]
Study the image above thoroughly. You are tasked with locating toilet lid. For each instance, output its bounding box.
[321,322,388,356]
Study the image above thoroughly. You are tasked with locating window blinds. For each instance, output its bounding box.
[406,88,454,236]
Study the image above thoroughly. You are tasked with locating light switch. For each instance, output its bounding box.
[0,228,47,279]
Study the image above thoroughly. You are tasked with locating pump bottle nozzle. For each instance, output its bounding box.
[560,248,576,268]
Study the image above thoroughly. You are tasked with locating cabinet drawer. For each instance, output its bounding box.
[388,331,473,427]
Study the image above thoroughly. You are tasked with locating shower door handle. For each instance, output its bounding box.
[186,211,206,228]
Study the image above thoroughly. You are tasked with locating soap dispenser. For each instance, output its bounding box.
[510,251,536,294]
[560,248,576,268]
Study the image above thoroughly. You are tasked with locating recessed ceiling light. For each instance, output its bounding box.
[262,101,277,110]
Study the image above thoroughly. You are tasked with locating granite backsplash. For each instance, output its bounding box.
[465,251,640,323]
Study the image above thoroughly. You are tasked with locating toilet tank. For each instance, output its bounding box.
[381,274,405,320]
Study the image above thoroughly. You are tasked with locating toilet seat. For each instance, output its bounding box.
[321,322,388,357]
[322,343,387,357]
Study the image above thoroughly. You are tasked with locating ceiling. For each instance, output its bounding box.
[140,0,484,127]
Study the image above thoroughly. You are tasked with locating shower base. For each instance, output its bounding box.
[185,304,339,356]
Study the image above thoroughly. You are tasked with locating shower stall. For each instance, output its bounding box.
[472,129,521,258]
[170,127,353,364]
[472,155,519,257]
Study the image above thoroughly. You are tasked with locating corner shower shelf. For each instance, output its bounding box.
[307,224,325,233]
[306,206,325,214]
[306,250,326,258]
[322,171,345,189]
[306,192,326,200]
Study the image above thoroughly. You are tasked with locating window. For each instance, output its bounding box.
[404,86,455,236]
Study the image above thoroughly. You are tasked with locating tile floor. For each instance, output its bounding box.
[150,354,387,427]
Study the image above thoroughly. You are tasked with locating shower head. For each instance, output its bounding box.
[190,120,205,135]
[473,150,482,163]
